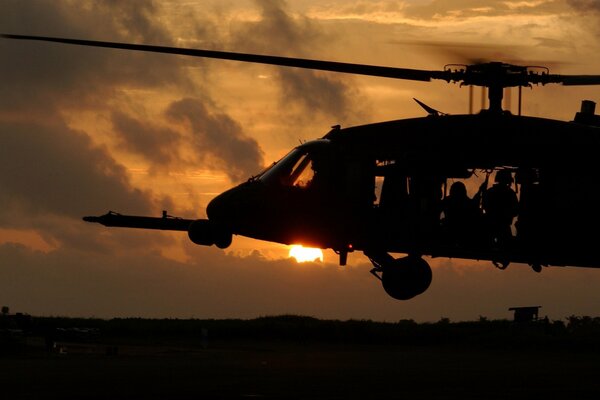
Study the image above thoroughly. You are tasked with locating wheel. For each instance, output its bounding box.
[214,230,233,249]
[381,256,432,300]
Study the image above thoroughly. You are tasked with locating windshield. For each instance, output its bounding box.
[259,148,316,188]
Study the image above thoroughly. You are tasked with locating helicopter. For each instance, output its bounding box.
[3,34,600,301]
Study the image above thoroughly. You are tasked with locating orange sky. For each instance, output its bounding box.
[2,0,600,322]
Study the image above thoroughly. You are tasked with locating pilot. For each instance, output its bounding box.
[482,170,519,248]
[308,154,328,191]
[441,181,481,244]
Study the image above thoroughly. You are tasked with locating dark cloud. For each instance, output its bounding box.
[326,1,403,16]
[111,111,182,168]
[33,215,178,255]
[0,111,184,254]
[1,0,269,178]
[166,98,264,182]
[567,0,600,12]
[94,0,170,43]
[0,1,190,113]
[0,0,263,214]
[533,37,574,50]
[0,117,155,225]
[0,0,199,252]
[230,0,362,121]
[235,0,322,53]
[563,1,600,53]
[403,0,567,19]
[278,69,358,119]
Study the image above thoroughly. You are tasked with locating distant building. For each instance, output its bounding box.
[508,306,541,323]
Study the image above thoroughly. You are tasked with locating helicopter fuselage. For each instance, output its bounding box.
[206,112,600,269]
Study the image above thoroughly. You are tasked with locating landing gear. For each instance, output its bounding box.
[367,253,433,300]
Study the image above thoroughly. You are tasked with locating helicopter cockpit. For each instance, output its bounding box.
[258,140,332,190]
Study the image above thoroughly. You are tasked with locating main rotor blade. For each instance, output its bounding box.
[2,34,442,82]
[6,34,600,88]
[553,75,600,86]
[530,73,600,86]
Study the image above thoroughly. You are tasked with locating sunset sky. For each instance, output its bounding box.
[2,0,600,322]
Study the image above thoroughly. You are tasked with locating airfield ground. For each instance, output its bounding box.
[1,316,599,399]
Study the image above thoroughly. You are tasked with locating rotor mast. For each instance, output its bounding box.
[488,84,504,113]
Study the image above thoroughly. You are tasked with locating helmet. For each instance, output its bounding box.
[449,181,467,198]
[495,169,513,185]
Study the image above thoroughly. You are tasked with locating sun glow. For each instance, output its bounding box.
[289,245,324,263]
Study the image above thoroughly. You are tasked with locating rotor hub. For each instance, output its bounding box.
[444,62,549,89]
[442,62,551,113]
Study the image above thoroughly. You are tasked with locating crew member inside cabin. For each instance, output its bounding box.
[482,170,519,248]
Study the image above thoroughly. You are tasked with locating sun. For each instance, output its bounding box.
[289,245,324,263]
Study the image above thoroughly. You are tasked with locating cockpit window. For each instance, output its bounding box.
[259,148,315,188]
[288,154,314,188]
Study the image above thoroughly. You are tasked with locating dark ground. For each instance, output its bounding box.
[1,315,600,399]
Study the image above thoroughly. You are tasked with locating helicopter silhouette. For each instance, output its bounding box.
[4,34,600,300]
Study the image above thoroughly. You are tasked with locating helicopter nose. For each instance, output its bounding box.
[206,181,262,228]
[206,191,229,223]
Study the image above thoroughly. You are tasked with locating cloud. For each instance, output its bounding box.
[402,0,566,19]
[237,0,323,52]
[0,0,191,251]
[92,0,172,43]
[0,117,154,223]
[2,0,600,323]
[111,111,182,168]
[567,0,600,12]
[3,240,600,321]
[166,98,264,182]
[0,113,182,254]
[0,6,231,205]
[277,69,359,120]
[0,1,190,113]
[229,0,363,121]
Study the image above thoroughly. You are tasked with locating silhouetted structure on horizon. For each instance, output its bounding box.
[509,306,541,323]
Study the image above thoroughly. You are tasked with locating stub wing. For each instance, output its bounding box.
[83,211,194,231]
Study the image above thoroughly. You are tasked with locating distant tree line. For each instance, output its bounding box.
[3,314,597,351]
